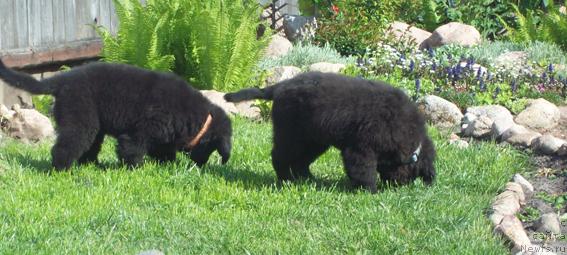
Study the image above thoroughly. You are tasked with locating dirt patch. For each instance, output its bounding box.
[517,106,567,254]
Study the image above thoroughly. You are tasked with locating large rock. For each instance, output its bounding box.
[264,35,293,58]
[512,174,534,196]
[464,105,514,138]
[531,134,567,155]
[201,90,238,115]
[515,98,561,131]
[501,124,541,147]
[422,22,481,48]
[309,62,345,73]
[201,90,261,120]
[283,15,317,43]
[463,115,493,138]
[533,213,561,235]
[417,95,463,130]
[265,66,302,85]
[0,80,33,109]
[386,21,432,48]
[234,101,261,120]
[1,104,54,143]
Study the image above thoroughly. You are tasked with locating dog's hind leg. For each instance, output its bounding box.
[116,134,148,167]
[78,131,105,165]
[51,101,101,170]
[272,145,293,181]
[290,143,329,180]
[51,126,101,170]
[341,147,378,193]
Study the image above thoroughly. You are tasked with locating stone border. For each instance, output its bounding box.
[489,174,556,255]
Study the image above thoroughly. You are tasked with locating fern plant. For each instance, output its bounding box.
[97,0,269,91]
[500,1,567,51]
[422,0,440,31]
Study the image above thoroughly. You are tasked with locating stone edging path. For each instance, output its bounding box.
[489,174,551,255]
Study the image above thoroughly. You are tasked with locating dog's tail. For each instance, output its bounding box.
[224,84,280,103]
[0,59,54,95]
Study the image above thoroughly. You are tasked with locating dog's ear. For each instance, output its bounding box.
[417,137,436,185]
[217,135,231,164]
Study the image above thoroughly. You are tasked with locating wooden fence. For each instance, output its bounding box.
[0,0,298,66]
[0,0,298,107]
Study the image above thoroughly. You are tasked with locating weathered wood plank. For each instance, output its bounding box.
[0,0,14,49]
[13,0,29,49]
[27,0,43,47]
[64,0,77,42]
[109,0,118,34]
[52,0,67,44]
[40,0,55,45]
[75,1,98,40]
[98,0,113,32]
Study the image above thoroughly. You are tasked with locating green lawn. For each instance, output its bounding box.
[0,118,527,254]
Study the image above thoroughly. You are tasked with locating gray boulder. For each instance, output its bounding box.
[1,104,54,143]
[533,213,561,235]
[501,124,541,147]
[201,90,238,115]
[463,105,514,138]
[0,80,33,109]
[532,134,567,155]
[515,98,561,131]
[264,35,293,58]
[309,62,345,73]
[417,95,463,130]
[201,90,260,120]
[386,21,432,48]
[422,22,481,48]
[463,115,493,138]
[265,66,302,85]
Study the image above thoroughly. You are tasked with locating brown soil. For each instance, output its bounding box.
[519,106,567,253]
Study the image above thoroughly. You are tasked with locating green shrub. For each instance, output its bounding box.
[313,0,402,56]
[257,43,355,71]
[98,0,269,91]
[417,0,515,39]
[501,1,567,51]
[32,96,53,116]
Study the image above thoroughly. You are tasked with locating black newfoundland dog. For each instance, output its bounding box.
[0,60,231,170]
[225,72,435,193]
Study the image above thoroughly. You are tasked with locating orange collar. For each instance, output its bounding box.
[186,114,212,149]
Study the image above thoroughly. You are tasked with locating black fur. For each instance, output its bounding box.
[0,59,232,170]
[225,72,436,193]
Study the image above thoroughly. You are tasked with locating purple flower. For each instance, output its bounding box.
[476,67,482,80]
[427,47,435,57]
[493,86,501,99]
[409,60,415,72]
[511,80,517,93]
[466,57,474,70]
[415,78,421,94]
[479,79,486,92]
[548,63,554,73]
[431,61,437,71]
